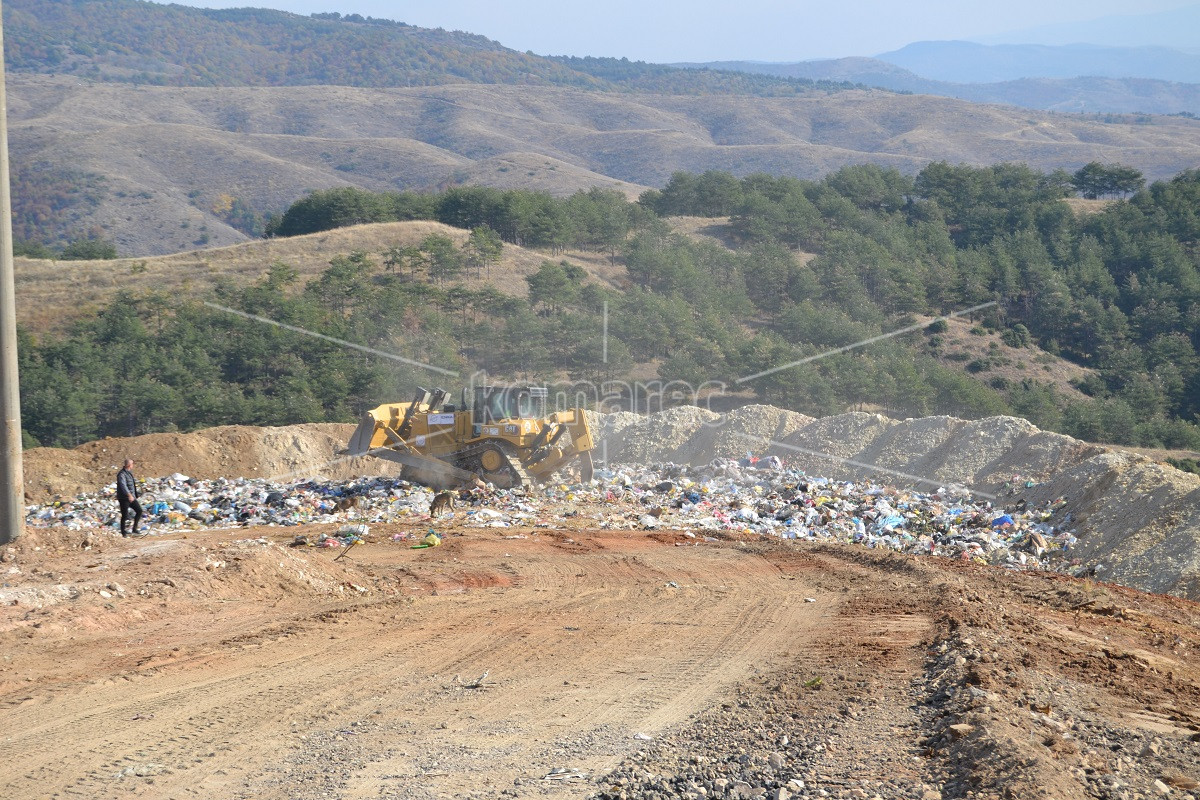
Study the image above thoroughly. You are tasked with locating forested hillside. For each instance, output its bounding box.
[2,0,842,95]
[18,164,1200,454]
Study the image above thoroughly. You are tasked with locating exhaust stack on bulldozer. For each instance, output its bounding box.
[347,385,595,489]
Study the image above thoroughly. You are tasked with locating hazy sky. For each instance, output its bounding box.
[172,1,1194,61]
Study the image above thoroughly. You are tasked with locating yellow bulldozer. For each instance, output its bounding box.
[346,385,595,489]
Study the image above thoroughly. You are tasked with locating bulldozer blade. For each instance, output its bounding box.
[365,445,478,490]
[579,450,594,483]
[346,412,378,456]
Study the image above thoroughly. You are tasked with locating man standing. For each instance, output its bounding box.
[116,458,143,537]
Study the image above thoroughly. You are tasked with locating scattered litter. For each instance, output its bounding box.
[26,474,435,535]
[633,732,654,740]
[543,767,588,781]
[413,530,442,549]
[113,763,167,779]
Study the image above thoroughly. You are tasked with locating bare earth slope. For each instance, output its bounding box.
[11,75,1200,255]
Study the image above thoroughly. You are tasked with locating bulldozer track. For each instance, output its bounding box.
[450,439,534,488]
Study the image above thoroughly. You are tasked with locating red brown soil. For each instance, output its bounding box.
[1,521,1197,800]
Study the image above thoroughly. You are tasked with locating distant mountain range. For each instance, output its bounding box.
[875,41,1200,84]
[679,56,1200,116]
[974,3,1200,49]
[676,6,1200,116]
[6,0,1200,256]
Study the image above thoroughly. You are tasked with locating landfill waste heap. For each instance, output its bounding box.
[18,404,1200,601]
[26,462,1068,563]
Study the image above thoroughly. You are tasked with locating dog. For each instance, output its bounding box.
[335,496,360,512]
[429,490,457,516]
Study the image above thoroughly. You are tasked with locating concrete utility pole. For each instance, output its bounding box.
[0,0,25,545]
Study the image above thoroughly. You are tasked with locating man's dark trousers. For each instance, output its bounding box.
[119,496,143,536]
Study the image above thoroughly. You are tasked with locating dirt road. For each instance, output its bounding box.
[2,525,1199,800]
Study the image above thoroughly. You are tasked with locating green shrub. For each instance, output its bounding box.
[60,237,118,260]
[1167,457,1200,475]
[1000,324,1032,348]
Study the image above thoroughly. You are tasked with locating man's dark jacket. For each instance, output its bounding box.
[116,468,137,501]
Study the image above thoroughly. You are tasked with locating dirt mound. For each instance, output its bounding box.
[680,404,813,465]
[1024,450,1200,598]
[851,414,963,479]
[583,409,642,454]
[23,423,399,501]
[778,412,899,474]
[603,405,721,464]
[599,407,1104,494]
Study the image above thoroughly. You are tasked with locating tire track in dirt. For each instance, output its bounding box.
[254,542,835,800]
[0,537,835,800]
[590,548,949,799]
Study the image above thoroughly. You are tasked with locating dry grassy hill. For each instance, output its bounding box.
[13,220,626,333]
[11,74,1200,256]
[930,317,1095,403]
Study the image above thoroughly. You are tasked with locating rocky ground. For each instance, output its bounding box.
[594,547,1200,800]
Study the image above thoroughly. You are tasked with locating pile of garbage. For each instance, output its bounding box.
[26,473,445,532]
[595,459,1075,570]
[19,406,1200,599]
[24,460,1083,576]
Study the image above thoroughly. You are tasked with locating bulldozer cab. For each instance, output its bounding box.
[472,386,547,424]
